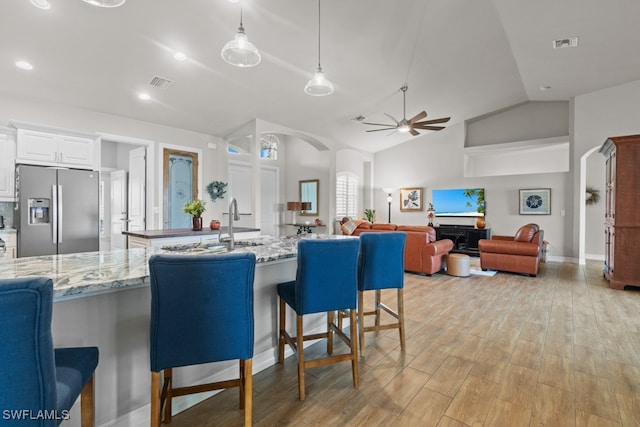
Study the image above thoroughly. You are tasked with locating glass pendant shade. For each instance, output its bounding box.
[304,67,334,96]
[221,27,261,68]
[82,0,126,7]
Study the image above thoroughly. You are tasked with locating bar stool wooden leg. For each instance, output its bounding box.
[80,373,95,427]
[398,289,406,351]
[164,368,173,423]
[358,291,365,357]
[374,290,381,326]
[150,372,161,427]
[349,309,359,388]
[244,359,253,426]
[327,310,334,355]
[278,298,286,363]
[296,315,306,401]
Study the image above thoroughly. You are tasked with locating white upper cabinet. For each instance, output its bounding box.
[0,128,17,201]
[12,121,97,170]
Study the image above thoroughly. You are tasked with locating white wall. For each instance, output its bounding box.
[375,123,570,258]
[573,79,640,260]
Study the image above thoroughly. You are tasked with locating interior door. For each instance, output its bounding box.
[110,170,128,250]
[128,147,146,232]
[163,148,198,229]
[260,166,279,236]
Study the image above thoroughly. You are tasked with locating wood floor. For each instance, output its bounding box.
[169,260,640,426]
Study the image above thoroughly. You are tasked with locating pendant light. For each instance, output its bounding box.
[221,3,261,68]
[82,0,126,7]
[304,0,334,96]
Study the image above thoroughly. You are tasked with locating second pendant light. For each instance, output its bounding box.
[304,0,333,96]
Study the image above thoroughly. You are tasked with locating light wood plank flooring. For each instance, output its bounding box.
[169,260,640,426]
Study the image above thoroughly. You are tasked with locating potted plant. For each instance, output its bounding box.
[363,208,376,223]
[182,199,206,231]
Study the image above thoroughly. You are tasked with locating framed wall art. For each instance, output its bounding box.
[519,188,551,215]
[400,187,423,212]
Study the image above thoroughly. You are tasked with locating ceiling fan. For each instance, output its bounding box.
[362,85,450,136]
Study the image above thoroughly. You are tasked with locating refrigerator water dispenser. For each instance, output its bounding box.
[28,199,50,224]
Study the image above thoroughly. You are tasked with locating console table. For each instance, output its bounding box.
[435,225,490,256]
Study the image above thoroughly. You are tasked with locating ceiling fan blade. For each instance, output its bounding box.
[408,111,427,124]
[412,125,446,131]
[414,117,451,125]
[362,122,396,127]
[366,127,398,132]
[409,128,420,136]
[384,113,400,125]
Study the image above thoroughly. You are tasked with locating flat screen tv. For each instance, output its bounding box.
[432,188,485,217]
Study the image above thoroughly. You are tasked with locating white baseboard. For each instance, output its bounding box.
[585,253,605,261]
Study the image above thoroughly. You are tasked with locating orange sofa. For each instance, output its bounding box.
[478,223,544,276]
[347,222,454,275]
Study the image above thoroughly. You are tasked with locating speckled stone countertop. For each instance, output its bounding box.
[0,235,349,301]
[122,227,259,239]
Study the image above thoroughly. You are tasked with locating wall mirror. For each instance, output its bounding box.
[299,179,319,216]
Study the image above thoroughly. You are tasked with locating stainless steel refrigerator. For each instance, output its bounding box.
[16,165,99,257]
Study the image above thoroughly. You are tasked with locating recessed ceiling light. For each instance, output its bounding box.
[227,0,240,3]
[540,85,552,91]
[15,61,34,71]
[173,52,187,61]
[30,0,51,9]
[138,93,151,101]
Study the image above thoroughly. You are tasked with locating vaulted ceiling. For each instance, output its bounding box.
[2,0,639,152]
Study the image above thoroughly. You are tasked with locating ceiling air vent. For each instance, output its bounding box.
[553,37,578,49]
[148,76,173,89]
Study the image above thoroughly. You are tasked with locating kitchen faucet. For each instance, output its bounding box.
[219,197,239,250]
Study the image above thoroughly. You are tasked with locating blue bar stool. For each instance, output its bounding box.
[277,238,360,401]
[149,253,256,426]
[0,277,99,426]
[357,232,406,356]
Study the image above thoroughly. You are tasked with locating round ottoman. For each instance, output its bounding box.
[447,253,470,277]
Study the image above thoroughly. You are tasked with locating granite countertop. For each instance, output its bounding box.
[0,228,17,234]
[0,235,350,301]
[123,227,259,239]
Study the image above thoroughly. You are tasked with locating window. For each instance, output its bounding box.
[227,135,252,155]
[260,134,278,160]
[336,172,358,218]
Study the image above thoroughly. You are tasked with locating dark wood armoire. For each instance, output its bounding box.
[600,134,640,290]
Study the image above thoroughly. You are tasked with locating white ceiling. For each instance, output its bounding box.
[2,0,639,153]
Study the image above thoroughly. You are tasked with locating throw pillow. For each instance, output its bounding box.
[341,220,358,235]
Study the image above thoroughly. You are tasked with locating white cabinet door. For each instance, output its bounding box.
[17,129,58,163]
[16,128,95,169]
[58,135,94,167]
[0,132,16,201]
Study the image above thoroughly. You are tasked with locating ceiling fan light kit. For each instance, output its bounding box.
[82,0,126,7]
[305,0,333,96]
[221,5,261,68]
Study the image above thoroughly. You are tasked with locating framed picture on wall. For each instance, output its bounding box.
[519,188,551,215]
[400,187,423,212]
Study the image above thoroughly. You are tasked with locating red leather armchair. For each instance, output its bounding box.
[478,223,544,276]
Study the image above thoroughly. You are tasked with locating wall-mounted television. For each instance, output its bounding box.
[432,188,485,217]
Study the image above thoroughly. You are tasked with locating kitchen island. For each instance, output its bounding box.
[0,235,346,427]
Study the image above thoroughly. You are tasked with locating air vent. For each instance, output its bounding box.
[553,37,578,49]
[148,76,173,89]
